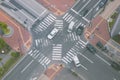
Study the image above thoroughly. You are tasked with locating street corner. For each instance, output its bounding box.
[0,9,32,54]
[85,16,110,46]
[36,0,75,16]
[44,64,64,80]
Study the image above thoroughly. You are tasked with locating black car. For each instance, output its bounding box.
[86,44,97,54]
[76,26,84,35]
[99,0,108,8]
[111,62,120,71]
[81,9,89,17]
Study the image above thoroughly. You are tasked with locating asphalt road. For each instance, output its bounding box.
[1,0,120,80]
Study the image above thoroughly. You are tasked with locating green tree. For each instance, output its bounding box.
[0,22,10,34]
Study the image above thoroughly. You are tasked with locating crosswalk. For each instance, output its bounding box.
[35,38,51,47]
[62,40,87,64]
[52,44,62,60]
[54,20,63,30]
[28,49,51,67]
[34,14,56,33]
[64,32,80,42]
[63,13,75,23]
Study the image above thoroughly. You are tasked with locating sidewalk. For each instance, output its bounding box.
[100,0,120,19]
[105,39,120,64]
[38,64,63,80]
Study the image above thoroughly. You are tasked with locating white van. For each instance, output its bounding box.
[73,55,80,67]
[67,21,75,32]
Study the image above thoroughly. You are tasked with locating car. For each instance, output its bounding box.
[98,0,108,8]
[81,9,89,17]
[47,28,59,39]
[86,44,97,54]
[76,26,84,35]
[67,21,75,32]
[111,62,120,71]
[73,55,81,67]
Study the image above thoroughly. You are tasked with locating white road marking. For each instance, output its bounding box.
[15,9,34,22]
[71,8,79,14]
[79,52,94,63]
[80,64,88,70]
[33,10,47,22]
[78,0,91,13]
[21,60,34,73]
[71,0,81,9]
[85,0,101,17]
[82,17,90,23]
[18,0,39,16]
[95,54,111,66]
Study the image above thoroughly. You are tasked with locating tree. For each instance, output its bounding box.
[0,22,10,35]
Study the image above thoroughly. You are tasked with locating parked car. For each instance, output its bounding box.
[76,26,84,35]
[99,0,108,8]
[86,44,97,54]
[111,61,120,71]
[81,9,89,17]
[47,28,59,39]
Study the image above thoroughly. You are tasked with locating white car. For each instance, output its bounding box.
[73,56,80,67]
[67,21,75,32]
[47,28,59,39]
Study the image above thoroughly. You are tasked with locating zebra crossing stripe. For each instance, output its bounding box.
[63,13,68,19]
[66,15,73,22]
[30,49,37,56]
[38,56,44,62]
[28,50,33,55]
[66,56,72,61]
[68,52,74,57]
[49,14,56,19]
[44,20,51,25]
[48,15,56,21]
[32,50,39,57]
[46,17,54,22]
[68,17,74,23]
[53,58,61,60]
[34,52,41,59]
[70,50,77,55]
[64,14,71,21]
[43,58,49,64]
[63,57,69,63]
[46,60,51,65]
[62,58,68,64]
[52,53,62,55]
[35,40,38,47]
[44,18,53,23]
[67,53,74,58]
[41,22,47,27]
[64,57,71,63]
[40,57,47,64]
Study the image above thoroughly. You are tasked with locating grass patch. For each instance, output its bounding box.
[0,52,21,79]
[0,38,11,54]
[108,12,119,30]
[112,34,120,44]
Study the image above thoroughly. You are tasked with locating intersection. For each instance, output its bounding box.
[0,0,120,80]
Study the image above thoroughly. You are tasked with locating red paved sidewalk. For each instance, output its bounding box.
[44,64,63,80]
[0,9,32,53]
[85,16,110,46]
